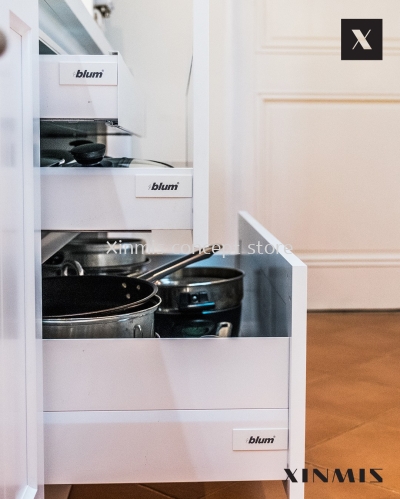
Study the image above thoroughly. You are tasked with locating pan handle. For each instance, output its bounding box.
[61,260,85,276]
[132,245,223,282]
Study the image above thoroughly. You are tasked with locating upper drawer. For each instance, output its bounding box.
[40,53,144,136]
[40,167,193,231]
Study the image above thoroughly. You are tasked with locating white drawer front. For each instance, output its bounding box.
[44,409,289,484]
[43,337,289,411]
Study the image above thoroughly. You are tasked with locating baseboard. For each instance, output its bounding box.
[297,252,400,309]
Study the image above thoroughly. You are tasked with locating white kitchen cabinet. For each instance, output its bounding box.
[35,2,307,499]
[0,1,43,498]
[42,212,307,499]
[39,0,209,246]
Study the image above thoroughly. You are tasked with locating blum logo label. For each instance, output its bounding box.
[59,62,118,86]
[247,436,275,444]
[136,175,192,198]
[149,182,179,191]
[73,69,104,78]
[232,429,287,451]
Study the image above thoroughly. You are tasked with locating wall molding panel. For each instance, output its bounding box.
[226,0,400,308]
[298,252,400,268]
[256,0,400,54]
[254,91,400,308]
[257,93,400,102]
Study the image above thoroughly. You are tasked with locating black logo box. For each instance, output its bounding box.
[341,19,382,60]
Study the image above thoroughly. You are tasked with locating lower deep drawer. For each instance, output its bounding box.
[44,409,289,484]
[43,337,290,411]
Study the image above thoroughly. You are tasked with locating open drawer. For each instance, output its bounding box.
[43,212,307,498]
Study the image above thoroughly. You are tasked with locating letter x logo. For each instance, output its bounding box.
[352,30,371,50]
[341,19,382,60]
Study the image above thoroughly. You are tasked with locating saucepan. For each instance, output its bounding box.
[154,267,244,338]
[42,235,150,277]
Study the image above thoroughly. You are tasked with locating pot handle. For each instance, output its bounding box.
[61,260,85,276]
[133,324,143,338]
[201,322,233,338]
[178,291,215,312]
[215,322,232,338]
[134,244,223,282]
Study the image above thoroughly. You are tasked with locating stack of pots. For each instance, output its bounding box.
[42,234,149,277]
[43,234,156,339]
[42,244,245,339]
[42,275,161,339]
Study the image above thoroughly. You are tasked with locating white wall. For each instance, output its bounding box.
[104,0,239,250]
[105,0,400,309]
[104,0,193,163]
[223,0,400,309]
[243,0,400,309]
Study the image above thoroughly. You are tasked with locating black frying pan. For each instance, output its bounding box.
[43,275,155,318]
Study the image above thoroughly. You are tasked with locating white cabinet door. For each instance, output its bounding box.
[0,1,42,498]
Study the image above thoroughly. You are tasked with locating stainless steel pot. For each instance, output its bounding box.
[63,236,147,268]
[155,267,244,313]
[43,296,161,339]
[42,236,147,276]
[154,267,244,338]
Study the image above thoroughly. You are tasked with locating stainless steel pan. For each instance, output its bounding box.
[43,296,162,339]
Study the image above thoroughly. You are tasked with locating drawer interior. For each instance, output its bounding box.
[43,253,292,412]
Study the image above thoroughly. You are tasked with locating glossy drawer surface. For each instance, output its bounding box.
[44,408,289,484]
[43,337,290,411]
